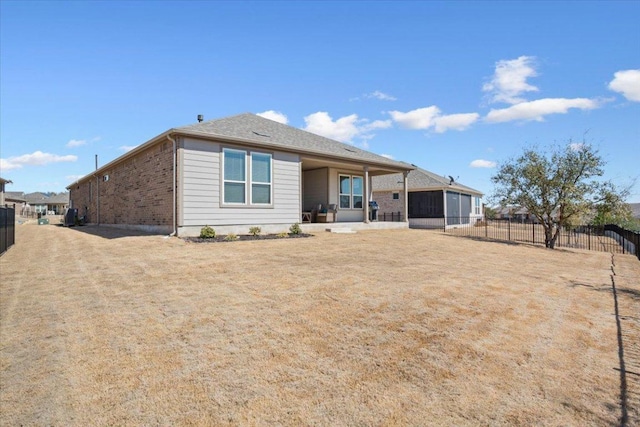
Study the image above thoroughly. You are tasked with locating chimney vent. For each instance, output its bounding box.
[197,114,203,123]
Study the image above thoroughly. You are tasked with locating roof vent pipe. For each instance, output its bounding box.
[197,114,203,123]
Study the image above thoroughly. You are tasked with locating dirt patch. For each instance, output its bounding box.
[1,223,638,426]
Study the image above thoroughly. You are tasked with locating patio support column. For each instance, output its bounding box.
[403,171,409,222]
[364,166,370,223]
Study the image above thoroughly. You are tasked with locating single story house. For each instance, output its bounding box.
[372,166,484,228]
[67,113,414,236]
[22,192,69,215]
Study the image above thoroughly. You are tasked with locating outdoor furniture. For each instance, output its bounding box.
[316,204,337,223]
[302,211,312,223]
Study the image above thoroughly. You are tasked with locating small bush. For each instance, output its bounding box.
[249,226,261,236]
[200,225,216,239]
[224,233,238,241]
[276,232,288,238]
[289,222,302,235]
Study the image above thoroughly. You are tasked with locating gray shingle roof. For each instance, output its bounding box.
[47,192,70,204]
[372,166,483,195]
[22,192,69,204]
[4,191,25,202]
[177,113,411,170]
[629,203,640,219]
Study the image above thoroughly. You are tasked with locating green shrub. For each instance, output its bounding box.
[249,226,261,236]
[289,222,302,235]
[200,225,216,239]
[224,233,238,241]
[276,232,288,238]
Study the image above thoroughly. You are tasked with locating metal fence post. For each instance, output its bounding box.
[508,218,511,241]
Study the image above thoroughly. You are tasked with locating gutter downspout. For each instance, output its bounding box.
[92,154,100,225]
[166,134,177,237]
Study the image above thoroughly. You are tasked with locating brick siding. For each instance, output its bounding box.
[69,142,173,228]
[373,190,404,218]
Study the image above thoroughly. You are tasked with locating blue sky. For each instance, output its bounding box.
[1,1,639,201]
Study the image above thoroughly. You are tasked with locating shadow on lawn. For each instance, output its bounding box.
[570,271,633,425]
[60,224,161,240]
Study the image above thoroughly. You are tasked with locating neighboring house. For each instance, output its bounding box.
[494,205,535,222]
[372,166,483,228]
[67,113,414,236]
[2,192,69,216]
[0,177,12,206]
[45,192,70,214]
[23,192,49,215]
[4,192,26,212]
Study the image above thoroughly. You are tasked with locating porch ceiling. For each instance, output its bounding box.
[301,156,405,176]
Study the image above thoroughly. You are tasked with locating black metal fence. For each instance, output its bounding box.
[379,211,403,222]
[1,204,16,256]
[415,217,639,260]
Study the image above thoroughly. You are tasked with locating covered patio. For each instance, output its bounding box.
[300,155,410,226]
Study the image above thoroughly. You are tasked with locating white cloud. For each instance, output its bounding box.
[362,119,392,131]
[66,139,87,148]
[470,159,497,168]
[389,107,479,133]
[303,112,390,143]
[485,97,599,123]
[1,151,77,171]
[434,113,480,133]
[483,56,539,104]
[119,145,138,152]
[608,69,640,102]
[380,153,394,159]
[389,106,441,129]
[65,136,101,148]
[365,90,397,101]
[256,110,289,124]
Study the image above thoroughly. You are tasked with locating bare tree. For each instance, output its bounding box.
[491,142,630,249]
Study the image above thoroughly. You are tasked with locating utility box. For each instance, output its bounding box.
[38,218,49,225]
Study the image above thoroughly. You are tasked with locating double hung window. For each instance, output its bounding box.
[223,148,272,205]
[339,174,363,209]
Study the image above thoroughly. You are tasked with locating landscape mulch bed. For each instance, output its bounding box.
[183,233,313,243]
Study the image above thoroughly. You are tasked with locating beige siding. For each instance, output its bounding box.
[180,138,301,228]
[303,168,328,211]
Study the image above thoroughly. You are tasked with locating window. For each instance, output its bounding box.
[223,149,246,204]
[223,148,272,205]
[339,174,363,209]
[475,196,482,215]
[251,153,271,204]
[392,192,399,200]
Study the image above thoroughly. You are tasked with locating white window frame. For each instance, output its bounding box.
[250,151,272,205]
[338,174,363,210]
[221,148,273,207]
[474,196,481,215]
[222,148,247,205]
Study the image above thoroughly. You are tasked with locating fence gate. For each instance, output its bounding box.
[1,204,16,256]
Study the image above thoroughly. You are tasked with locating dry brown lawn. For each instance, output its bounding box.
[1,222,639,426]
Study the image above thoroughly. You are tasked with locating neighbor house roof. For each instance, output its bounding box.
[4,192,26,203]
[24,192,50,204]
[68,113,413,188]
[629,203,640,219]
[0,177,12,185]
[47,192,70,204]
[372,166,483,196]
